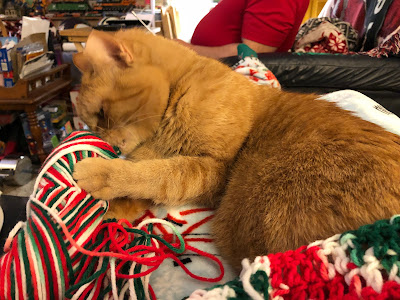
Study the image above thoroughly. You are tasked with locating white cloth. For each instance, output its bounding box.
[319,90,400,136]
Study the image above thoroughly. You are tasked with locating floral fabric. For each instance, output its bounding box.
[294,17,358,54]
[233,56,281,89]
[359,25,400,58]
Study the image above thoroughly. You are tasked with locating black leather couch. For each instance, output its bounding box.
[221,53,400,117]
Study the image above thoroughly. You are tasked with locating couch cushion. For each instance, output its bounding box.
[221,53,400,115]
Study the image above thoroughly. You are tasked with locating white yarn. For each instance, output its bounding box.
[308,229,396,294]
[360,247,384,293]
[187,286,237,299]
[390,215,400,224]
[240,257,268,300]
[5,221,26,250]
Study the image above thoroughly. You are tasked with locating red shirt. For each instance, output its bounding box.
[191,0,310,53]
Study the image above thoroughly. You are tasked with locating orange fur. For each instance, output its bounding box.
[73,28,400,272]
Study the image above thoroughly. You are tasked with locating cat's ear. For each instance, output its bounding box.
[73,52,92,73]
[85,30,133,68]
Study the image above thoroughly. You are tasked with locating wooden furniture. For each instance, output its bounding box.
[59,17,169,52]
[0,64,72,162]
[59,26,92,52]
[161,6,180,39]
[51,16,102,28]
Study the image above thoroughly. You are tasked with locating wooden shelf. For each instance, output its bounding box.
[0,64,71,101]
[0,64,72,162]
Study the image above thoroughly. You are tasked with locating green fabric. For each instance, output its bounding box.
[237,44,258,59]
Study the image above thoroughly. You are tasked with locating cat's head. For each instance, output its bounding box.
[73,28,174,154]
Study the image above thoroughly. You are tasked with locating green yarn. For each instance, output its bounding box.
[341,218,400,272]
[250,270,269,299]
[63,217,187,298]
[113,146,122,156]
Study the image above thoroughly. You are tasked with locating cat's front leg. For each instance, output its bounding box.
[73,157,131,199]
[73,156,227,206]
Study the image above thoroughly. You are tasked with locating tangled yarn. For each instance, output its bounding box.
[0,131,223,299]
[188,215,400,299]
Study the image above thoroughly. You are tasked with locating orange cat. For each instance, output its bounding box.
[73,28,400,271]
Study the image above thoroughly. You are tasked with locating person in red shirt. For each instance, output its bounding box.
[176,0,310,58]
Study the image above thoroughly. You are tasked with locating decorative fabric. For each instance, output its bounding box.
[318,0,400,51]
[0,131,225,299]
[294,17,358,53]
[2,20,22,39]
[358,25,400,58]
[232,45,280,89]
[360,0,394,51]
[233,56,280,88]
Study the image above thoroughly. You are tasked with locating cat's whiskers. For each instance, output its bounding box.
[113,113,163,130]
[112,114,164,131]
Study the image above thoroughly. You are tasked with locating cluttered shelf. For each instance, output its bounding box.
[0,1,170,166]
[0,64,71,102]
[0,16,73,163]
[0,64,72,163]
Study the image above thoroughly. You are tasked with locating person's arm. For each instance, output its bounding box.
[242,38,277,54]
[175,39,277,59]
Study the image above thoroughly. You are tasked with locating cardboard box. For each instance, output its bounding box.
[3,71,14,86]
[69,86,80,116]
[73,116,88,130]
[3,78,14,87]
[0,47,13,72]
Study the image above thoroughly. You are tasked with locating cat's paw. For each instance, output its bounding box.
[73,157,126,200]
[103,208,124,221]
[103,198,152,221]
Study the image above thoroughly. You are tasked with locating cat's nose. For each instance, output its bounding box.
[121,139,126,146]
